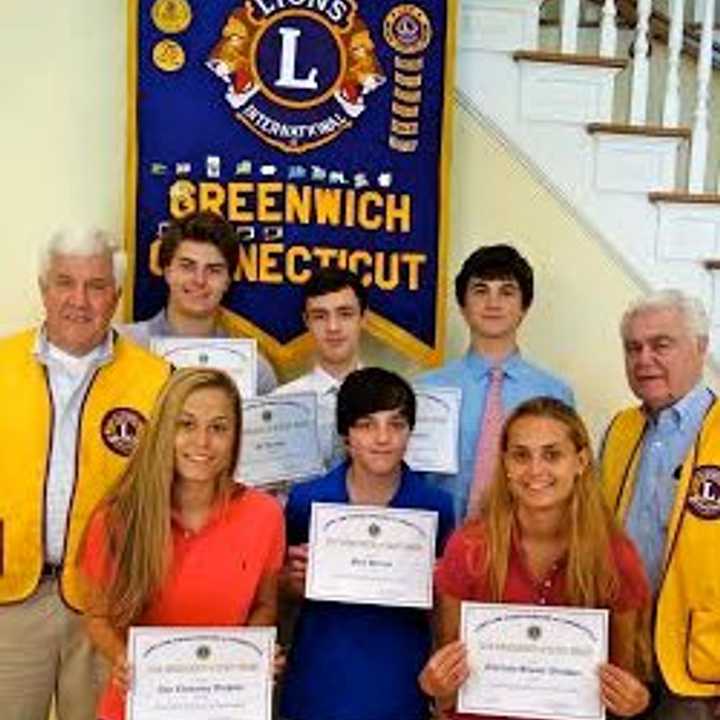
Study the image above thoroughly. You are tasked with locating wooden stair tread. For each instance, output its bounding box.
[538,19,633,28]
[587,123,691,139]
[649,191,720,204]
[512,50,627,69]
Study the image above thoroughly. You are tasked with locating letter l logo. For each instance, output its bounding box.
[275,27,319,89]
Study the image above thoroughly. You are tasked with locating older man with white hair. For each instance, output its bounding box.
[0,228,170,720]
[601,289,719,719]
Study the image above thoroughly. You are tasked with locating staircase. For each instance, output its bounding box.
[455,0,720,358]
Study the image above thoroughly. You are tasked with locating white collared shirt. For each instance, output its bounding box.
[275,364,358,470]
[34,331,113,564]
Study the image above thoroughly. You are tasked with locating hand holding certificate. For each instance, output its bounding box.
[305,503,437,608]
[127,626,275,720]
[458,603,608,720]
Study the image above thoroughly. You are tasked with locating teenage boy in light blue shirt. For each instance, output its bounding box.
[421,244,574,521]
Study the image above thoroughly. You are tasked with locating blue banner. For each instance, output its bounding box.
[127,0,455,366]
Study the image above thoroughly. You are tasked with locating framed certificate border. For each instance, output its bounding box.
[305,502,438,609]
[126,0,458,368]
[127,626,275,720]
[458,603,608,720]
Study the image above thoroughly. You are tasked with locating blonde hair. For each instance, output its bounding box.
[96,368,242,628]
[470,397,651,674]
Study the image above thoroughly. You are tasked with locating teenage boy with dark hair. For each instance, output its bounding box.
[122,210,277,393]
[280,367,454,720]
[421,244,574,521]
[276,267,367,469]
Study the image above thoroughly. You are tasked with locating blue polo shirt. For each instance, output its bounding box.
[280,462,454,720]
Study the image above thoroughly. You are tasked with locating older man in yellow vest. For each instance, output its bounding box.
[0,229,171,720]
[601,289,719,720]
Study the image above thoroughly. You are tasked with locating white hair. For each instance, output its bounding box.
[38,227,126,290]
[621,289,709,341]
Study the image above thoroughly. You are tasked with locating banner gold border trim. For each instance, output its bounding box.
[124,0,455,369]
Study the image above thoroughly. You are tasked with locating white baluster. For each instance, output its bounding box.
[599,0,618,57]
[689,0,715,191]
[629,0,652,123]
[561,0,580,53]
[662,0,684,125]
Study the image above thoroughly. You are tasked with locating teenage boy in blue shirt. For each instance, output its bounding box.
[280,367,454,720]
[421,244,574,521]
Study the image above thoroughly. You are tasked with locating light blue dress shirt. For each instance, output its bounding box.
[419,350,574,521]
[624,383,714,593]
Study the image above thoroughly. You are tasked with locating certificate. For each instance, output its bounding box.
[405,386,461,474]
[238,393,323,486]
[126,626,275,720]
[458,603,608,720]
[150,338,258,397]
[305,503,437,608]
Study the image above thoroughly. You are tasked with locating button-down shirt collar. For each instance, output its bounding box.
[284,362,362,396]
[309,364,348,395]
[148,309,227,339]
[33,327,114,370]
[464,348,522,380]
[642,382,711,433]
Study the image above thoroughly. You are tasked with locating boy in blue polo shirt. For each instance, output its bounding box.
[280,367,453,720]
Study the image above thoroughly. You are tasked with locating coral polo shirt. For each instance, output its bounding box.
[81,487,285,720]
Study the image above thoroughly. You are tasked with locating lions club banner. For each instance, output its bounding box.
[126,0,455,366]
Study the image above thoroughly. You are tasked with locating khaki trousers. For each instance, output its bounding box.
[0,578,101,720]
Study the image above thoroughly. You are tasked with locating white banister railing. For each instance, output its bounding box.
[599,0,619,56]
[561,0,581,51]
[662,0,685,126]
[629,0,652,122]
[537,0,720,193]
[688,0,716,191]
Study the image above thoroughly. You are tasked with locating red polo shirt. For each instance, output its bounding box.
[434,522,650,720]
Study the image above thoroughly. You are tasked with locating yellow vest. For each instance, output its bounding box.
[602,400,720,695]
[0,330,170,610]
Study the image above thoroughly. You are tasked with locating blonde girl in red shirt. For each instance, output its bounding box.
[419,397,652,719]
[80,368,284,720]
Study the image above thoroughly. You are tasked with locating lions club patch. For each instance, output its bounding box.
[206,0,385,152]
[687,465,720,520]
[101,408,146,457]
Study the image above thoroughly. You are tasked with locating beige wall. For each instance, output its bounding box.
[1,3,127,330]
[1,1,664,443]
[448,105,646,441]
